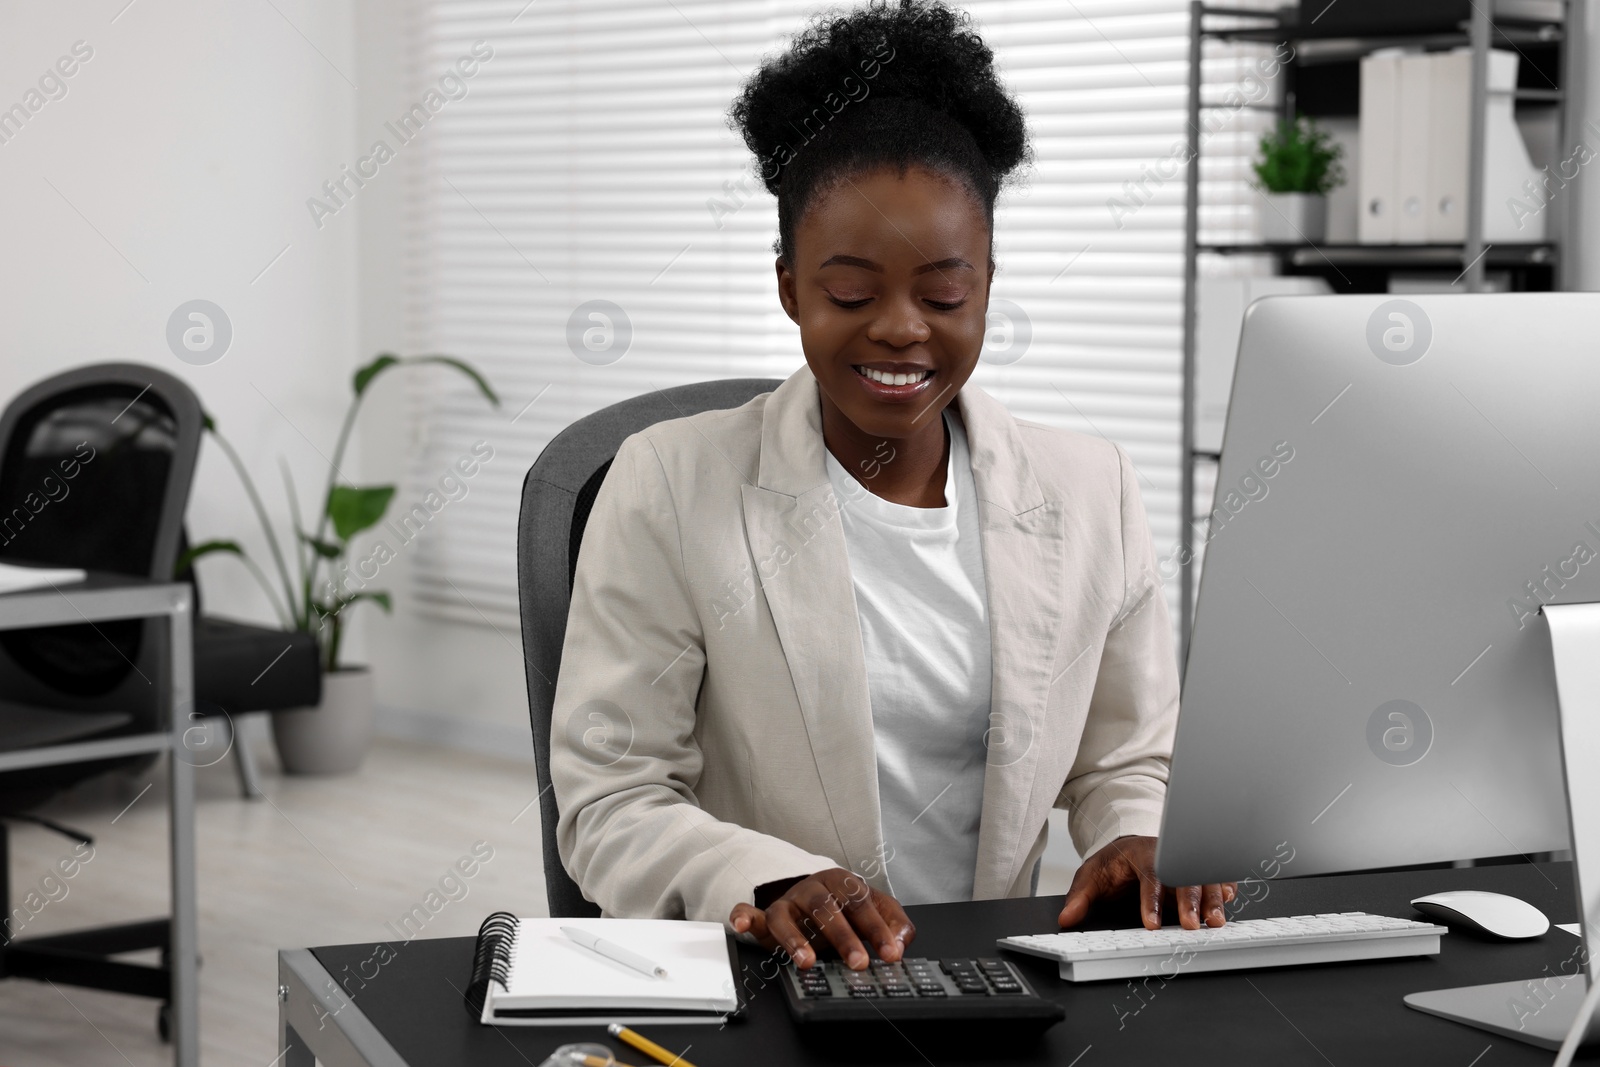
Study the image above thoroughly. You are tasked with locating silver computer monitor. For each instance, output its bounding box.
[1156,292,1600,887]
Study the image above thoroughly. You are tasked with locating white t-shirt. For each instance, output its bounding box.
[822,409,992,905]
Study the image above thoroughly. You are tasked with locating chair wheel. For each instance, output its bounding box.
[157,1003,172,1043]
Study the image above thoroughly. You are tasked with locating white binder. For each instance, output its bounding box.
[1424,50,1472,242]
[1361,48,1546,245]
[1358,50,1402,243]
[1395,53,1433,242]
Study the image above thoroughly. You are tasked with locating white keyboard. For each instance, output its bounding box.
[998,912,1447,982]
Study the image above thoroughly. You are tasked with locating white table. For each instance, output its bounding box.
[0,575,198,1067]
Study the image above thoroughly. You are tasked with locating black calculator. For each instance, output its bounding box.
[780,956,1064,1028]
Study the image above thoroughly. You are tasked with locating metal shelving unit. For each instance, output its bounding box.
[1177,0,1576,667]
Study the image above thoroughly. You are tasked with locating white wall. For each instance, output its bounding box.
[0,0,530,759]
[0,0,360,644]
[0,0,598,770]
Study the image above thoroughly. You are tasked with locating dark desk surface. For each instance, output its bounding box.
[313,862,1600,1065]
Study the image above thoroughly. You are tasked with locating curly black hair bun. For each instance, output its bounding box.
[727,0,1032,262]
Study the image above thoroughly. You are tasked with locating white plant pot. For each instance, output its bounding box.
[271,666,375,775]
[1260,192,1328,244]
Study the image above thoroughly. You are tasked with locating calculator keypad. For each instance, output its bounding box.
[790,957,1029,999]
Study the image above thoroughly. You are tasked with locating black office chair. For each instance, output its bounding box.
[0,361,202,1039]
[175,532,322,798]
[517,379,783,918]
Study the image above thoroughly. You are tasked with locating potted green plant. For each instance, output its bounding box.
[189,354,497,774]
[1252,114,1346,243]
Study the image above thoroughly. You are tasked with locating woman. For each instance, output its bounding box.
[549,0,1233,972]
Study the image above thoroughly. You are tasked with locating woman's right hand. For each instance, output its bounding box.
[729,867,915,971]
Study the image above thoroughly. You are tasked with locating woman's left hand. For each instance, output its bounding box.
[1056,835,1236,931]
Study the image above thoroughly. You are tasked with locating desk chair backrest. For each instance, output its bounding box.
[518,379,783,918]
[0,362,202,716]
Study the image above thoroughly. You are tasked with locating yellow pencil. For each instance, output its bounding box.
[607,1023,700,1067]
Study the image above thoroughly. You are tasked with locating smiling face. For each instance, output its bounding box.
[776,164,993,446]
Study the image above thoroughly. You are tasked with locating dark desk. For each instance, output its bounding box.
[280,861,1599,1065]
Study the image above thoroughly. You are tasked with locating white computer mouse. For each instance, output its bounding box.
[1410,890,1551,939]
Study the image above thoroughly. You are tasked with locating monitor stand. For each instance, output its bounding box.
[1406,974,1597,1051]
[1405,602,1600,1053]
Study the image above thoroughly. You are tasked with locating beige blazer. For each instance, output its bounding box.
[550,366,1179,931]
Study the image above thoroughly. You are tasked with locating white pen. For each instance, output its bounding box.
[559,926,669,979]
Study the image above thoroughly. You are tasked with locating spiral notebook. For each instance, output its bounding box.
[464,912,743,1026]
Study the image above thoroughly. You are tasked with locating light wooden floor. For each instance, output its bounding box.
[0,725,550,1067]
[1,726,1080,1066]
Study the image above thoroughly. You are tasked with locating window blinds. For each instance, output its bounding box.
[400,0,1275,634]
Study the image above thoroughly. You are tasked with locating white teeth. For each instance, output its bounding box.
[858,366,931,386]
